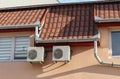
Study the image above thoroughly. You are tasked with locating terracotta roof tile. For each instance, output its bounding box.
[0,3,99,42]
[96,2,120,18]
[0,8,46,26]
[40,4,98,40]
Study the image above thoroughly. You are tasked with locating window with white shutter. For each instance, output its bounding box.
[0,37,12,61]
[14,36,29,60]
[0,36,29,61]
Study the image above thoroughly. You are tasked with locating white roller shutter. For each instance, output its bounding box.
[0,37,12,61]
[14,36,29,60]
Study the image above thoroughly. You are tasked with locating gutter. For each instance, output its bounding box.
[0,24,39,29]
[94,39,120,66]
[36,38,95,43]
[95,16,120,23]
[35,23,100,43]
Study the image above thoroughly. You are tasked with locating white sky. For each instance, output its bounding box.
[58,0,104,3]
[0,0,105,8]
[0,0,58,8]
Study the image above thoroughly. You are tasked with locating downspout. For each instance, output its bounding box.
[35,20,45,41]
[35,9,49,42]
[94,39,120,66]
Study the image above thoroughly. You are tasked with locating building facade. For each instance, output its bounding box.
[0,1,120,79]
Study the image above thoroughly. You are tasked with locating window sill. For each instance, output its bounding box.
[111,56,120,58]
[0,60,27,62]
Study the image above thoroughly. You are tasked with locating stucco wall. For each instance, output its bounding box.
[99,26,120,62]
[0,29,120,79]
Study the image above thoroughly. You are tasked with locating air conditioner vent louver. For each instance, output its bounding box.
[27,47,44,62]
[28,50,37,60]
[54,49,63,59]
[53,46,71,62]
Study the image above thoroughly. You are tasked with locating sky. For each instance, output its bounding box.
[58,0,104,3]
[0,0,105,8]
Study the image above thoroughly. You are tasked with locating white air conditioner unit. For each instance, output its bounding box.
[27,47,44,63]
[52,46,71,62]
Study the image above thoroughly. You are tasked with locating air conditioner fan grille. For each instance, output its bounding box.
[54,49,63,59]
[28,50,37,60]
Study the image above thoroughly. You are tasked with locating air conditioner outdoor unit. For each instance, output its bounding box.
[27,47,44,63]
[52,46,71,62]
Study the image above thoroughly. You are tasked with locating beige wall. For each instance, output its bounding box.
[0,28,120,79]
[99,26,120,62]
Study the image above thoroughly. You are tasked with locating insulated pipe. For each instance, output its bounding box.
[94,40,120,66]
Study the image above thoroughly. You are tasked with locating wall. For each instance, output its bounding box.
[99,26,120,63]
[0,28,120,79]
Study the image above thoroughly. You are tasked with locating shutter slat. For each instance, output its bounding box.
[0,37,12,61]
[14,36,29,60]
[0,57,11,60]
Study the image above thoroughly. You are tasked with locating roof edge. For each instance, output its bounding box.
[0,23,39,29]
[36,38,95,43]
[95,16,120,23]
[0,1,120,10]
[35,33,100,43]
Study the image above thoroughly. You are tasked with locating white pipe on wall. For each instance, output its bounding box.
[94,40,120,66]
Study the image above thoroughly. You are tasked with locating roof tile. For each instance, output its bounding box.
[0,8,46,26]
[40,4,98,40]
[96,2,120,18]
[0,3,100,42]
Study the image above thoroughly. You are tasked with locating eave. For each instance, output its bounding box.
[95,16,120,23]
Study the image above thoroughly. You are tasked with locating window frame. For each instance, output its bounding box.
[0,36,30,62]
[109,29,120,57]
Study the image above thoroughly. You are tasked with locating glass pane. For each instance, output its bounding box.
[111,31,120,56]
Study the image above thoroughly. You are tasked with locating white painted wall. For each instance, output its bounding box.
[0,0,59,8]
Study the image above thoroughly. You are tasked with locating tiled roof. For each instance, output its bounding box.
[39,4,98,40]
[0,8,45,26]
[95,2,120,19]
[0,3,100,41]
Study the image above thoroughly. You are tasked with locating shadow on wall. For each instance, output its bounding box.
[31,47,93,71]
[28,47,120,79]
[36,65,120,79]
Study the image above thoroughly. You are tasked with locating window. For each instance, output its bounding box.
[111,31,120,56]
[0,36,29,61]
